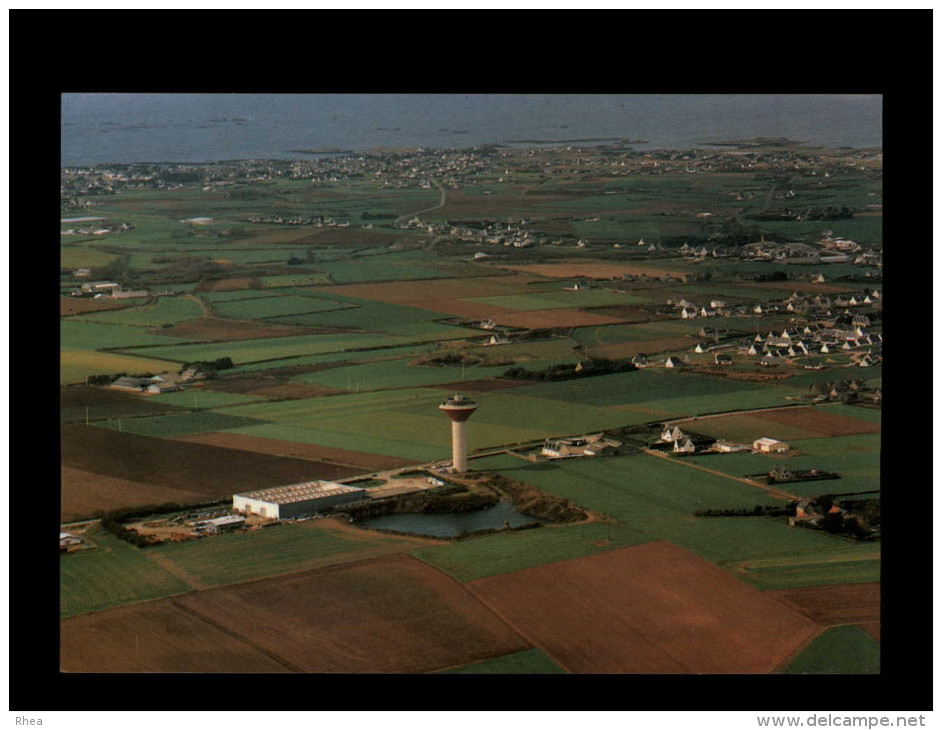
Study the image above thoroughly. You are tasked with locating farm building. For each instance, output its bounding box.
[541,435,622,458]
[712,440,751,453]
[233,480,367,519]
[109,376,152,392]
[112,289,150,299]
[81,281,120,295]
[193,515,245,533]
[146,381,181,394]
[542,437,589,458]
[753,438,790,454]
[60,532,82,551]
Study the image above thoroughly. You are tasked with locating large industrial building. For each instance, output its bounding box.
[233,480,367,519]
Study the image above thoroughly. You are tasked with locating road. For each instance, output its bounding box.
[396,177,447,223]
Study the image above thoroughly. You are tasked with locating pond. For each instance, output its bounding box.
[358,500,543,538]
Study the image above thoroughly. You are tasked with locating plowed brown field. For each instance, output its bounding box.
[60,297,131,316]
[172,431,416,471]
[61,385,188,423]
[304,275,542,306]
[767,582,880,627]
[60,601,292,673]
[194,277,260,292]
[61,466,207,521]
[199,374,341,399]
[173,554,530,673]
[303,275,627,326]
[466,541,819,674]
[154,316,328,342]
[62,425,353,501]
[758,407,881,437]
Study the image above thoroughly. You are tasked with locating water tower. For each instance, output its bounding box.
[438,394,478,473]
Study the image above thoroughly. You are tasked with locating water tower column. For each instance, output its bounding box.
[438,394,478,474]
[451,419,469,473]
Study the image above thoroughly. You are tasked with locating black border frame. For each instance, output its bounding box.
[11,8,931,712]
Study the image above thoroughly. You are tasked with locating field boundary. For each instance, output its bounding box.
[461,577,573,673]
[772,625,826,673]
[643,448,798,500]
[145,550,208,591]
[171,599,304,672]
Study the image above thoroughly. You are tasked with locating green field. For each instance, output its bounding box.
[73,296,205,327]
[294,357,512,391]
[780,626,880,674]
[687,433,881,497]
[95,411,268,438]
[60,350,177,385]
[145,389,264,408]
[215,383,658,462]
[570,321,705,348]
[735,549,880,591]
[60,247,120,269]
[61,320,186,351]
[122,331,416,365]
[229,344,436,374]
[227,421,448,462]
[511,368,802,416]
[275,297,459,335]
[317,259,446,283]
[201,290,289,303]
[818,402,883,424]
[60,527,191,618]
[214,294,351,319]
[438,648,565,674]
[148,519,418,588]
[468,452,879,589]
[414,522,650,583]
[221,388,555,461]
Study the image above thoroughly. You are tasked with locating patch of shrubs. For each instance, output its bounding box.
[504,358,636,381]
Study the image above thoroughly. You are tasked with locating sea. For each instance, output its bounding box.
[61,93,882,167]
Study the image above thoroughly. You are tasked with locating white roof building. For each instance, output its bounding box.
[233,481,367,519]
[753,437,790,453]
